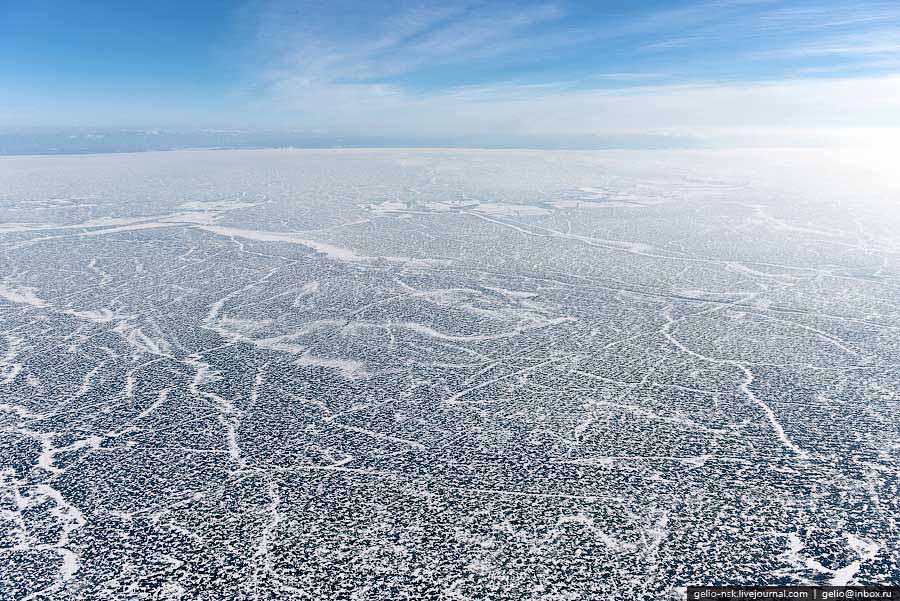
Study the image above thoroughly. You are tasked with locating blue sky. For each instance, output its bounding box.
[3,0,900,141]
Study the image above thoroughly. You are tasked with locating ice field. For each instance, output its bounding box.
[1,148,899,599]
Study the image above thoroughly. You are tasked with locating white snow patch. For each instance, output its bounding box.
[178,200,257,211]
[0,284,49,308]
[197,225,373,262]
[65,308,131,323]
[296,355,371,380]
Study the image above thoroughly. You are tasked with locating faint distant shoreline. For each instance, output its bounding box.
[0,129,717,157]
[2,128,890,157]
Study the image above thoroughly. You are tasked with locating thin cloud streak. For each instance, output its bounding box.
[252,1,569,84]
[235,1,900,140]
[262,74,900,138]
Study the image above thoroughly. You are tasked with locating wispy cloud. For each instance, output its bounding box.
[242,1,585,124]
[752,3,900,31]
[626,1,900,61]
[7,0,900,135]
[757,27,900,59]
[260,74,900,137]
[588,72,671,80]
[252,1,568,83]
[232,0,900,139]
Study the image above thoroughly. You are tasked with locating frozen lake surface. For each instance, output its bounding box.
[1,148,898,599]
